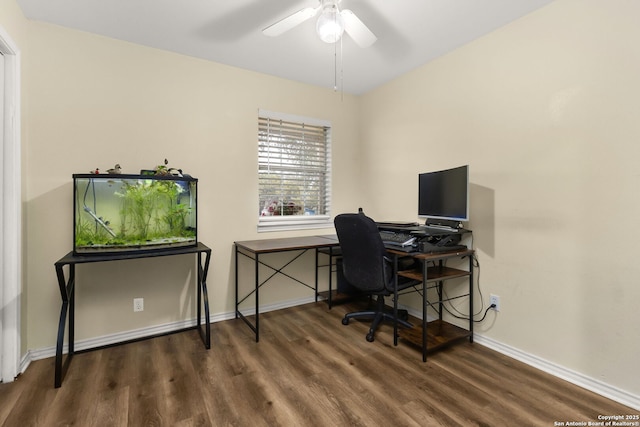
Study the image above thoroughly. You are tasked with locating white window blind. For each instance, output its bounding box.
[258,110,332,232]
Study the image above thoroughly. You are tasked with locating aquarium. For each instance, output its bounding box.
[73,174,198,255]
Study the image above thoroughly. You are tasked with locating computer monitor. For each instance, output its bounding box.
[418,165,469,224]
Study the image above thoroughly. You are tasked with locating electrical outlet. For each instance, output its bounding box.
[490,294,500,312]
[133,298,144,312]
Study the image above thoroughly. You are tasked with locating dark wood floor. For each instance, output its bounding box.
[0,301,636,426]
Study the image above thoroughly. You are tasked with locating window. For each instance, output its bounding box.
[258,110,332,232]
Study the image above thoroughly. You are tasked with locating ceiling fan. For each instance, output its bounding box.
[262,0,377,48]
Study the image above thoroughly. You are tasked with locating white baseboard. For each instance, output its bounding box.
[235,296,316,317]
[396,303,640,411]
[473,334,640,411]
[22,298,639,411]
[27,296,315,362]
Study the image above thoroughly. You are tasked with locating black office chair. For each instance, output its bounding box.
[334,212,420,342]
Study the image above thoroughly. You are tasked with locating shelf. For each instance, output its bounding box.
[410,248,474,261]
[317,290,363,306]
[397,266,470,283]
[399,319,471,352]
[389,247,474,360]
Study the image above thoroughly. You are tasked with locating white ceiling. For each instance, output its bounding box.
[16,0,554,95]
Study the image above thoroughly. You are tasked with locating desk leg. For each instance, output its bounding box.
[437,260,444,322]
[197,251,211,349]
[235,246,239,319]
[197,255,202,336]
[70,272,75,356]
[234,246,260,342]
[54,263,75,388]
[393,253,399,346]
[328,250,333,309]
[468,255,474,343]
[422,261,428,363]
[314,249,319,302]
[255,253,260,342]
[438,281,443,321]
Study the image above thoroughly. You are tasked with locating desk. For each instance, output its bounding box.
[53,242,212,388]
[389,247,474,361]
[234,235,339,342]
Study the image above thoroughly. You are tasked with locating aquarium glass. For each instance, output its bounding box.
[73,174,198,255]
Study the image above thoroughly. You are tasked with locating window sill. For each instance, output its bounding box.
[257,215,332,233]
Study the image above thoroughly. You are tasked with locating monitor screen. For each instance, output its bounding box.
[418,165,469,222]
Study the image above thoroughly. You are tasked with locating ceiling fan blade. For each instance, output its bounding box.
[341,9,377,48]
[262,6,320,37]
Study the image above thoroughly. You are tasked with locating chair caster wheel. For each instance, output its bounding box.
[342,318,349,325]
[366,333,375,342]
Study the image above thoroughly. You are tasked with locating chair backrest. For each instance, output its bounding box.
[334,213,392,293]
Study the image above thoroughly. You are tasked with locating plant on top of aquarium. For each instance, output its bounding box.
[154,159,169,175]
[154,158,183,176]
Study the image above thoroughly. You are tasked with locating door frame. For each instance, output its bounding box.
[0,24,22,383]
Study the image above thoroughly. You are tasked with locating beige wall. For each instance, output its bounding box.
[0,0,26,39]
[2,0,638,406]
[22,22,361,347]
[359,0,640,398]
[0,0,26,60]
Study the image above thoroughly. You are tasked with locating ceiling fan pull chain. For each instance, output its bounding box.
[333,32,344,97]
[340,35,344,100]
[334,35,338,91]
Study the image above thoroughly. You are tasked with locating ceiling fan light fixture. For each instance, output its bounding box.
[316,5,344,43]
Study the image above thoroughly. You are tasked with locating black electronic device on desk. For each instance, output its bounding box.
[379,225,470,254]
[415,228,468,254]
[376,221,419,228]
[384,163,472,254]
[418,241,467,254]
[418,165,469,225]
[379,230,418,252]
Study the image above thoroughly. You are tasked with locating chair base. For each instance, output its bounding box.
[342,295,412,342]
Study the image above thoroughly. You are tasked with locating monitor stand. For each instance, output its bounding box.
[425,219,461,230]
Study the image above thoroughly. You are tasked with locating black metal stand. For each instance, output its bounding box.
[53,242,212,388]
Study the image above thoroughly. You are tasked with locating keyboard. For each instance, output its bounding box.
[384,243,417,253]
[379,231,416,247]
